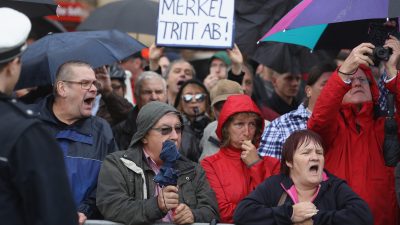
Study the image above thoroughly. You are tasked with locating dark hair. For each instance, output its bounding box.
[306,61,337,86]
[303,61,336,107]
[281,130,325,175]
[220,112,263,147]
[173,79,211,116]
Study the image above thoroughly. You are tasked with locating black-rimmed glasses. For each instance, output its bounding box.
[182,93,206,103]
[62,80,101,90]
[151,124,184,135]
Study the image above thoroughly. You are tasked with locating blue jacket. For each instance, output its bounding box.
[34,95,117,217]
[233,171,373,225]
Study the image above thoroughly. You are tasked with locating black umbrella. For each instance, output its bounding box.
[234,0,300,57]
[252,42,334,74]
[77,0,158,35]
[234,0,334,73]
[16,30,146,89]
[29,17,66,40]
[0,0,57,18]
[154,140,181,187]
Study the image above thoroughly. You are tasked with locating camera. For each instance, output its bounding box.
[368,21,400,62]
[373,46,392,61]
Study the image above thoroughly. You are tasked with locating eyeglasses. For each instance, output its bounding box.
[349,76,369,84]
[63,80,101,90]
[152,124,184,135]
[182,93,206,103]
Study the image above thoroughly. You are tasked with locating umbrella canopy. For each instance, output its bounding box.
[16,29,146,89]
[0,0,57,18]
[263,18,396,50]
[77,0,158,35]
[233,0,334,74]
[253,42,334,74]
[154,140,181,187]
[260,0,400,50]
[234,0,300,57]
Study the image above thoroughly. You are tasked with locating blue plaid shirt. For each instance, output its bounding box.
[258,104,310,159]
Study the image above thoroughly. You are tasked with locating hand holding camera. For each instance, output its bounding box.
[383,35,400,78]
[368,22,400,69]
[338,43,374,78]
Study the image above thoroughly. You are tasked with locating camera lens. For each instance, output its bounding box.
[373,47,391,61]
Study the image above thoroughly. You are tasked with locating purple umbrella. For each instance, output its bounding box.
[263,0,400,38]
[259,0,400,50]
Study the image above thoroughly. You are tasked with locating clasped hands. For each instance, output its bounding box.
[157,185,194,224]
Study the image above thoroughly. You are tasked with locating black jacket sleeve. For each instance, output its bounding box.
[227,69,244,84]
[13,124,78,225]
[312,182,373,225]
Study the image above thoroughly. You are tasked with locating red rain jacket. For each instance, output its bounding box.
[201,95,280,223]
[308,68,399,225]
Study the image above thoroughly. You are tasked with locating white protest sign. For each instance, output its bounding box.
[156,0,234,49]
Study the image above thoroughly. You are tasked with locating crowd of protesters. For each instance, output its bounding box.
[2,6,400,225]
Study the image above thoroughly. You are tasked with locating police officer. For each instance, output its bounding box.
[0,8,78,225]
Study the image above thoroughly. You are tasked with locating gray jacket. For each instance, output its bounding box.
[96,144,219,225]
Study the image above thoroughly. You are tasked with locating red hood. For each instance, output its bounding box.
[216,94,264,140]
[358,64,379,104]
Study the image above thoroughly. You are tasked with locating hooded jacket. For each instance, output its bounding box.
[201,95,280,223]
[308,67,399,225]
[96,101,219,224]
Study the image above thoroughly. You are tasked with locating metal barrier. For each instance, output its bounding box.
[85,220,233,225]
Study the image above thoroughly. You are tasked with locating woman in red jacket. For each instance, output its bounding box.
[201,94,280,223]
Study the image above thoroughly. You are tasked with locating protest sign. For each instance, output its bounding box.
[156,0,234,49]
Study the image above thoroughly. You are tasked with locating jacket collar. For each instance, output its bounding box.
[36,94,94,135]
[340,102,375,132]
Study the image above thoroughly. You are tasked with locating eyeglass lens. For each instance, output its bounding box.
[155,125,183,135]
[182,93,206,103]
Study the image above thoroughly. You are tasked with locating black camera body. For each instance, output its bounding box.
[368,22,400,62]
[373,46,393,61]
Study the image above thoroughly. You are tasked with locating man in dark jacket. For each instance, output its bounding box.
[97,101,219,225]
[34,60,117,224]
[0,8,77,225]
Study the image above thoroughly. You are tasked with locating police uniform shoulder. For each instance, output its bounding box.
[1,98,39,119]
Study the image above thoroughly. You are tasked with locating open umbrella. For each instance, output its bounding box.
[16,29,146,89]
[77,0,158,35]
[0,0,57,18]
[234,0,300,57]
[154,140,181,187]
[234,0,334,74]
[259,0,400,50]
[253,42,334,74]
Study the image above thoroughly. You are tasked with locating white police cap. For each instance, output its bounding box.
[0,8,31,63]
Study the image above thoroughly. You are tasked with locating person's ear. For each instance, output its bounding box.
[286,160,293,169]
[56,81,67,97]
[142,137,148,144]
[305,85,312,98]
[271,74,278,87]
[4,57,20,77]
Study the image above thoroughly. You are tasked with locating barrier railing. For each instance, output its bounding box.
[85,220,233,225]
